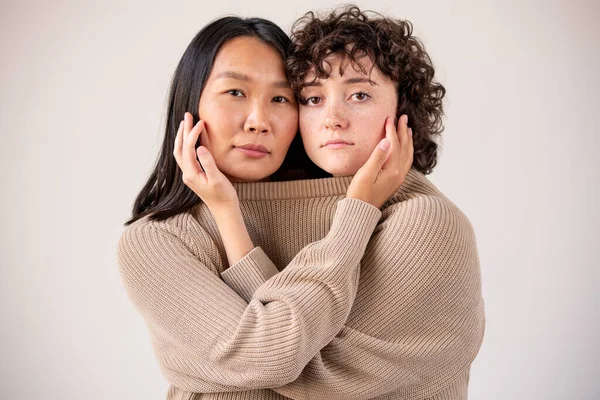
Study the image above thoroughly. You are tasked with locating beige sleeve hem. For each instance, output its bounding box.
[221,247,279,303]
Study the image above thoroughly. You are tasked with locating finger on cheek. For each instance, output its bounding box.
[398,115,408,134]
[193,121,204,149]
[184,113,192,133]
[386,117,395,137]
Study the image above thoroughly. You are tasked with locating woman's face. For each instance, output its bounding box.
[198,36,298,182]
[298,54,398,177]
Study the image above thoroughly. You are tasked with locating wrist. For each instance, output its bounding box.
[212,206,254,266]
[210,201,242,221]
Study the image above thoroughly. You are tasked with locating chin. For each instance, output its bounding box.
[320,163,356,177]
[312,152,362,177]
[226,165,277,182]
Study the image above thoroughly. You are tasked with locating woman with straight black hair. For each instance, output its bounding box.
[127,16,314,226]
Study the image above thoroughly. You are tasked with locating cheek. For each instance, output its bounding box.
[299,126,319,152]
[201,105,239,146]
[299,108,319,145]
[271,109,298,151]
[352,106,387,139]
[299,105,315,128]
[280,107,299,136]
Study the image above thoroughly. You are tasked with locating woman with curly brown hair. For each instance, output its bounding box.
[118,5,483,400]
[287,6,444,176]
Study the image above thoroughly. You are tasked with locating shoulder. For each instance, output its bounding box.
[371,170,480,281]
[380,194,476,244]
[380,169,476,244]
[117,208,219,271]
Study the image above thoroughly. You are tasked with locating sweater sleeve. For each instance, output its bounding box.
[218,196,485,399]
[220,246,280,302]
[117,198,381,392]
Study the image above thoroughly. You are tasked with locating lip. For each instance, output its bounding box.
[322,139,354,149]
[235,143,270,158]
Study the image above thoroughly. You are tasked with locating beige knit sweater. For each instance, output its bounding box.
[117,168,485,400]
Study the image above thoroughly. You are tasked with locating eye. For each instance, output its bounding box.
[350,92,370,101]
[227,89,244,97]
[305,96,321,106]
[272,96,288,103]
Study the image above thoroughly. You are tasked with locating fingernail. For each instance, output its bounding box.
[197,146,207,155]
[409,128,413,136]
[379,138,390,151]
[402,115,408,124]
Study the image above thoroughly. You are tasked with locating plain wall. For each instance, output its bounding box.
[1,0,598,399]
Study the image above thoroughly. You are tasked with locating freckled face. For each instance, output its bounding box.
[298,55,398,177]
[198,36,298,182]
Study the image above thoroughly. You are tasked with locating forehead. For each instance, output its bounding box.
[209,36,287,79]
[304,52,383,83]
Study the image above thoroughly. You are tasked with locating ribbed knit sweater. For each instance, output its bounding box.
[117,168,485,400]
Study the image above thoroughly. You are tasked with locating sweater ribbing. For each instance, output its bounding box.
[117,168,484,399]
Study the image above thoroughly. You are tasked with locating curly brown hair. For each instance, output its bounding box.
[287,5,446,175]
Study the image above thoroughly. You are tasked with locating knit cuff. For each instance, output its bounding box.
[327,198,382,249]
[221,247,279,302]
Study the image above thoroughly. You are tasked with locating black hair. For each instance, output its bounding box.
[125,16,315,226]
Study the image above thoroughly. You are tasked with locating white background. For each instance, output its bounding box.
[1,0,598,399]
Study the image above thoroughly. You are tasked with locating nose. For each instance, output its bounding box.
[243,100,271,134]
[324,101,348,130]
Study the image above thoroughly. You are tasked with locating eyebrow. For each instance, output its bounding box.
[216,70,291,88]
[216,71,251,82]
[302,76,377,87]
[344,77,377,85]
